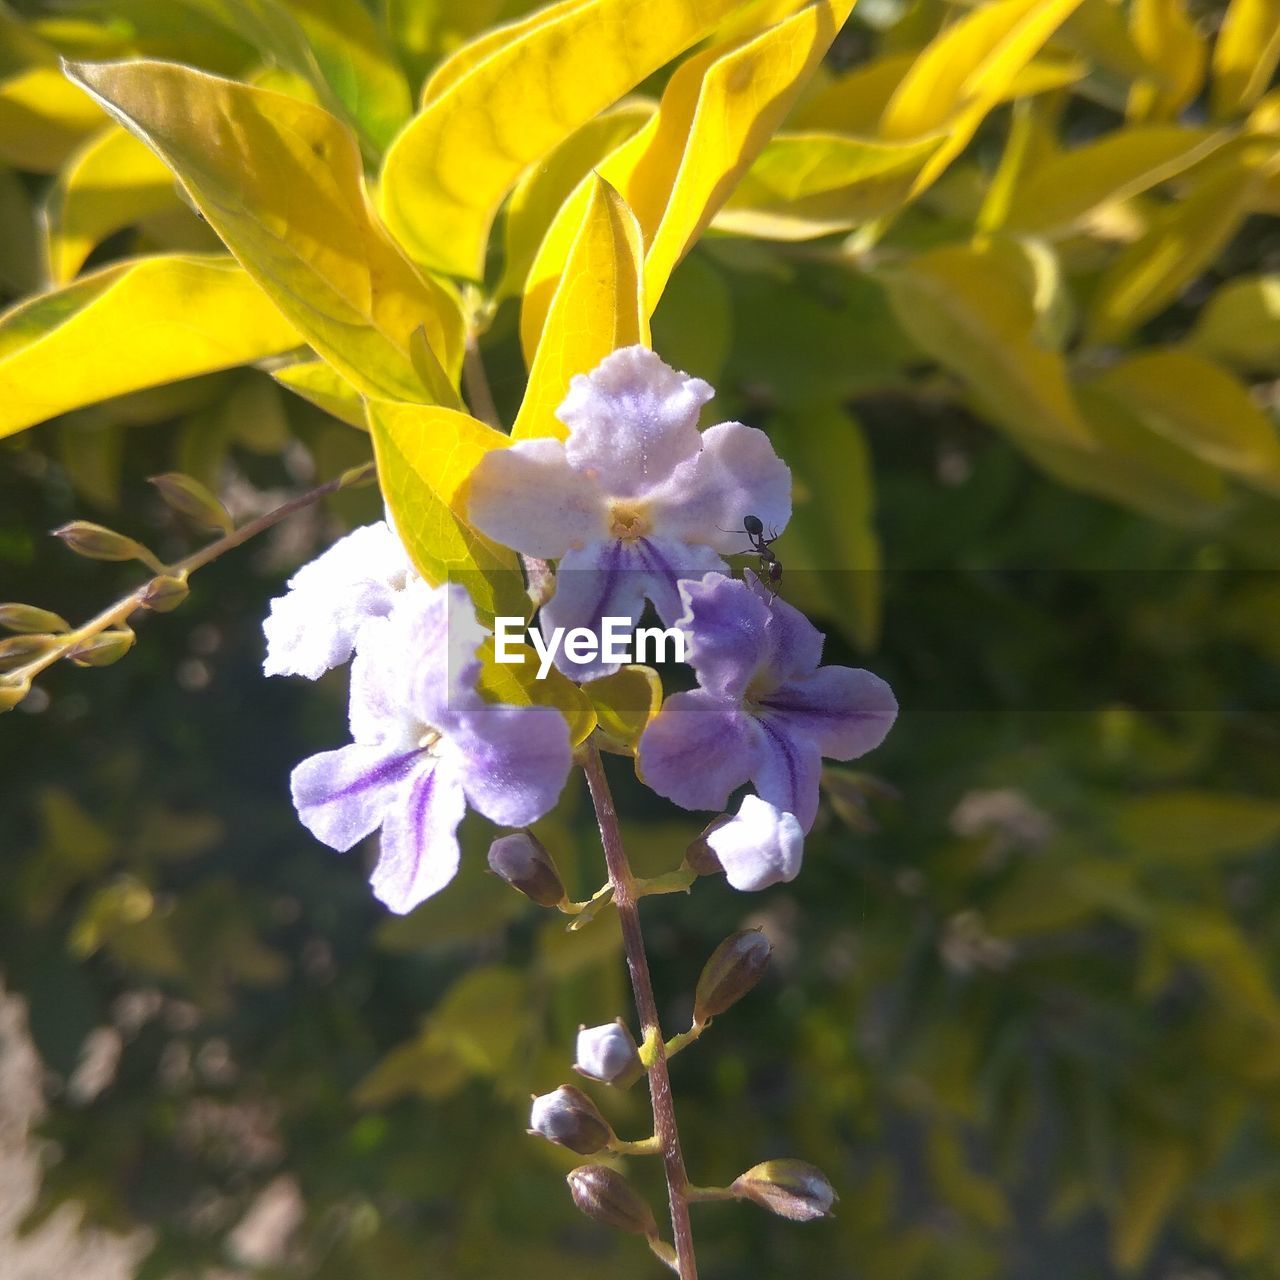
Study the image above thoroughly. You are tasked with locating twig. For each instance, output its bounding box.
[581,743,698,1280]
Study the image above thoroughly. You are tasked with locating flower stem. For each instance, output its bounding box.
[581,743,699,1280]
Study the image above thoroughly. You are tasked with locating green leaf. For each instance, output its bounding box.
[379,0,747,279]
[0,66,105,173]
[67,59,464,400]
[272,356,367,427]
[0,164,39,294]
[365,399,527,622]
[1186,274,1280,372]
[1115,790,1280,862]
[1110,1138,1192,1272]
[583,666,662,756]
[476,637,597,748]
[0,254,301,438]
[1211,0,1280,120]
[1127,0,1206,122]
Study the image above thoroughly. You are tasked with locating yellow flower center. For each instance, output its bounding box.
[608,500,651,541]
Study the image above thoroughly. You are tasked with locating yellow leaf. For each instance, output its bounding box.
[46,125,184,284]
[365,399,527,622]
[583,665,663,755]
[0,254,301,439]
[499,101,654,299]
[1111,1139,1192,1272]
[876,240,1094,449]
[0,164,39,294]
[272,357,366,428]
[1004,125,1231,237]
[67,59,464,401]
[1115,790,1280,862]
[1212,0,1280,119]
[1187,274,1280,372]
[512,177,647,444]
[520,0,855,354]
[379,0,746,279]
[1127,0,1206,122]
[1088,348,1280,492]
[0,65,104,173]
[1059,0,1152,85]
[1085,141,1278,344]
[477,636,598,747]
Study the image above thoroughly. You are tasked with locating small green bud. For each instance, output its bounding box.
[53,521,156,566]
[487,831,565,907]
[0,603,70,634]
[732,1159,837,1222]
[682,814,732,877]
[567,1165,658,1238]
[142,574,190,613]
[67,629,134,668]
[0,678,32,712]
[693,928,771,1026]
[0,633,59,672]
[148,472,234,535]
[528,1085,615,1155]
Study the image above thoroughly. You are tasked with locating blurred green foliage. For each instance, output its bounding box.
[2,0,1280,1276]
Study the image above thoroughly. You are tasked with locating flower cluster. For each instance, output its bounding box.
[266,345,895,908]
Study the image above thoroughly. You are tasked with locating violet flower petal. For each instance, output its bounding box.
[290,743,424,852]
[637,689,758,813]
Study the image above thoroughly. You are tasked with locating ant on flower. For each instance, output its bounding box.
[724,514,783,593]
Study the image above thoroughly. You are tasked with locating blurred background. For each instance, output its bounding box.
[3,0,1280,1277]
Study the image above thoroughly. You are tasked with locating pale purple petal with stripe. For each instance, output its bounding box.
[637,689,757,813]
[371,757,468,914]
[705,794,805,891]
[455,702,573,827]
[468,437,609,558]
[758,583,825,687]
[290,743,423,851]
[751,716,824,832]
[630,536,727,625]
[646,422,791,554]
[675,572,771,698]
[759,666,898,760]
[559,346,712,498]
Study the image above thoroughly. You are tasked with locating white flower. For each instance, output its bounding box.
[263,521,414,679]
[705,794,805,891]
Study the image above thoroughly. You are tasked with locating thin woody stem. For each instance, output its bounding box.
[6,462,376,693]
[581,743,698,1280]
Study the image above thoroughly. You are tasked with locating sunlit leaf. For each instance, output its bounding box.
[0,164,39,293]
[1127,0,1206,122]
[272,356,367,427]
[0,65,105,173]
[477,637,597,747]
[512,177,647,443]
[68,59,464,399]
[1115,790,1280,862]
[1211,0,1280,120]
[583,666,663,756]
[1111,1139,1192,1272]
[379,0,746,279]
[0,254,301,439]
[1187,274,1280,372]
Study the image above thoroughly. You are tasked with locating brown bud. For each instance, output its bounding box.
[683,814,732,877]
[141,574,190,613]
[693,928,771,1025]
[53,521,155,566]
[487,831,565,907]
[567,1165,658,1238]
[67,629,134,668]
[0,634,59,672]
[148,472,234,534]
[528,1085,615,1155]
[0,604,69,634]
[0,678,31,712]
[732,1159,837,1222]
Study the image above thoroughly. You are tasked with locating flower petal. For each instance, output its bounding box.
[760,666,898,760]
[638,689,756,813]
[630,536,728,625]
[456,702,573,827]
[705,794,805,891]
[290,743,423,851]
[751,717,823,832]
[371,757,468,914]
[559,346,712,498]
[675,572,771,697]
[647,422,791,554]
[759,584,825,685]
[263,521,413,679]
[468,438,608,557]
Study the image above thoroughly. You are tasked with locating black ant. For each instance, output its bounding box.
[723,514,783,592]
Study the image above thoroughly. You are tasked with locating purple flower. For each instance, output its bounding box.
[467,346,791,679]
[263,520,414,680]
[289,581,572,913]
[637,573,897,831]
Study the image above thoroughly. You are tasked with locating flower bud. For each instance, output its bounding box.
[731,1159,837,1222]
[574,1022,641,1085]
[529,1085,615,1154]
[53,521,154,565]
[0,677,31,712]
[693,928,771,1026]
[682,814,731,877]
[704,795,803,891]
[148,472,234,535]
[67,629,134,668]
[0,633,59,672]
[487,831,565,907]
[141,574,190,613]
[566,1165,658,1238]
[0,603,69,635]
